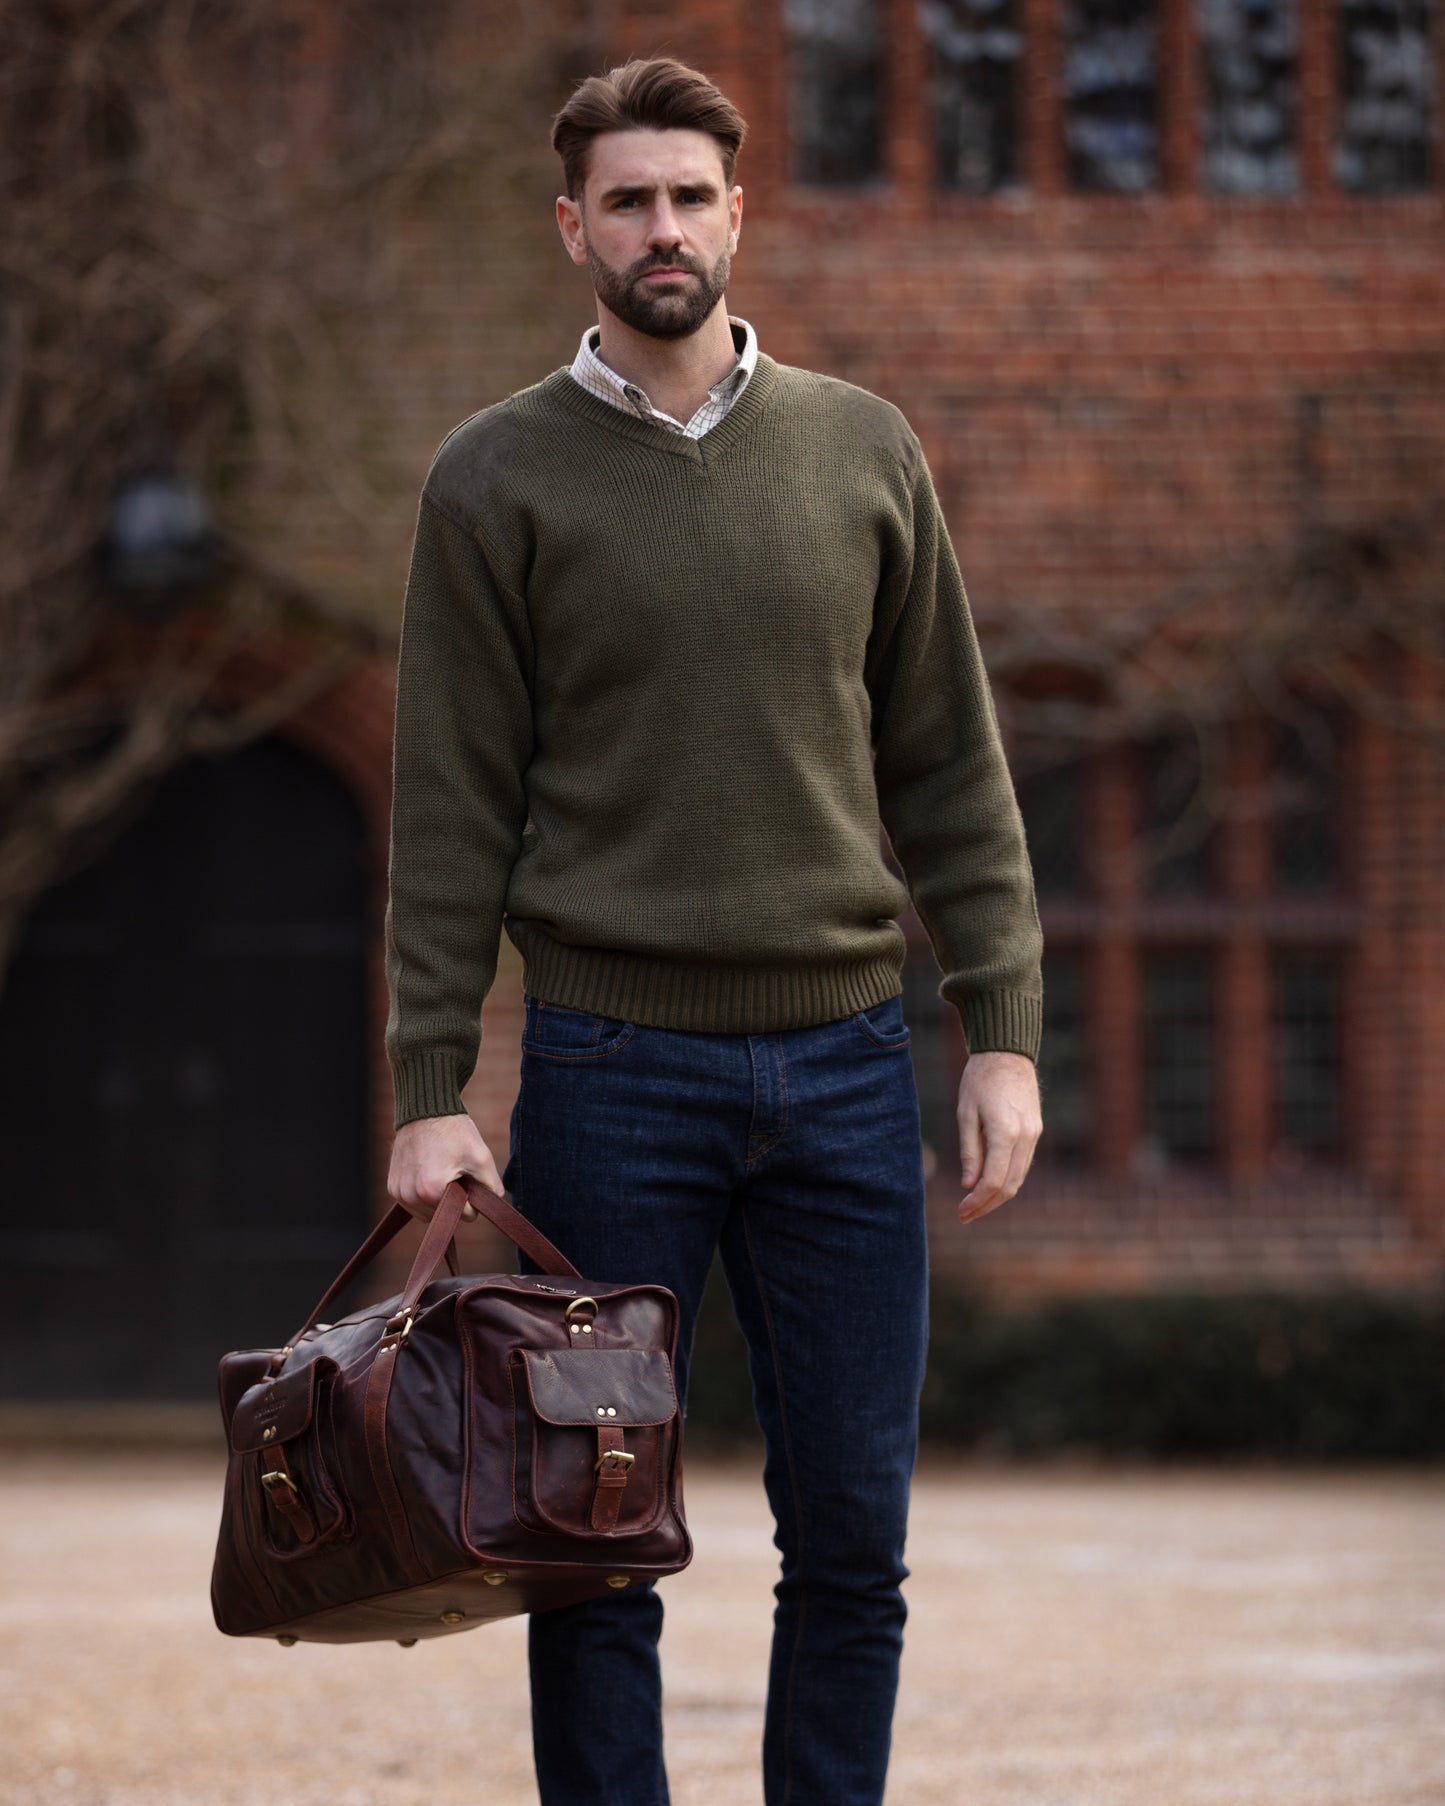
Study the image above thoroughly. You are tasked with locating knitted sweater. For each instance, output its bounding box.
[385,352,1043,1127]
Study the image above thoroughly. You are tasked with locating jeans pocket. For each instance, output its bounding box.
[853,994,912,1050]
[522,996,635,1061]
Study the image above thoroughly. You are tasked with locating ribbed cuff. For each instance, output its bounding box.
[390,1052,469,1129]
[958,989,1042,1062]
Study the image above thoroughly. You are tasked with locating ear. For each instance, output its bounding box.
[727,184,743,255]
[556,194,589,267]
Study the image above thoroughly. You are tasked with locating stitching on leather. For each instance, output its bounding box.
[740,1202,806,1806]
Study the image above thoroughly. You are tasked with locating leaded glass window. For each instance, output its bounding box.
[1272,717,1339,892]
[1063,0,1160,191]
[1016,760,1086,896]
[1273,954,1342,1154]
[920,0,1022,190]
[1038,950,1088,1163]
[1336,0,1435,191]
[1143,953,1216,1164]
[1140,735,1217,894]
[1200,0,1299,192]
[786,0,886,185]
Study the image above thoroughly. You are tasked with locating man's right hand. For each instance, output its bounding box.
[387,1112,505,1224]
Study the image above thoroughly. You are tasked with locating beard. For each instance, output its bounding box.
[583,237,731,341]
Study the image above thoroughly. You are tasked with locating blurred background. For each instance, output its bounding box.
[1,0,1442,1456]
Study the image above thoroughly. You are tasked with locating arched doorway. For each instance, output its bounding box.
[0,735,373,1398]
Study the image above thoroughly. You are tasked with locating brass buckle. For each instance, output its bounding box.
[564,1297,599,1322]
[594,1450,635,1474]
[384,1310,414,1347]
[261,1469,300,1496]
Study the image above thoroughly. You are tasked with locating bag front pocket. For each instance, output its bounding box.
[231,1356,348,1558]
[511,1347,678,1539]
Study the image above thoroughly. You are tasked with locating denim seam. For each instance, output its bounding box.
[740,1201,805,1806]
[745,1036,790,1168]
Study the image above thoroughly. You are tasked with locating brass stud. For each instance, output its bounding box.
[276,1634,298,1646]
[483,1571,507,1586]
[581,1324,592,1334]
[440,1610,465,1625]
[606,1407,617,1417]
[262,1426,277,1441]
[570,1324,580,1334]
[396,1639,417,1648]
[596,1406,606,1416]
[606,1576,630,1589]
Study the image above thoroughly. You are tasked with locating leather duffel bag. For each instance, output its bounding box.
[211,1175,691,1645]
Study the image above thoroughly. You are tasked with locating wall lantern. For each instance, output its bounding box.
[100,467,219,613]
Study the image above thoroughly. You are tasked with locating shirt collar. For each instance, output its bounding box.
[569,316,758,432]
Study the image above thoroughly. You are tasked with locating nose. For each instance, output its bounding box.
[646,197,684,253]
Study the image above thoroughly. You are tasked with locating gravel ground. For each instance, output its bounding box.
[1,1452,1442,1806]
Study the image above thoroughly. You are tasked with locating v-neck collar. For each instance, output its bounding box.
[542,353,780,466]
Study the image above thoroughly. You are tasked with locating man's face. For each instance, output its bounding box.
[557,129,743,341]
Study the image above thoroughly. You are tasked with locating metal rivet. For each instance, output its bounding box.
[396,1638,417,1648]
[440,1610,465,1625]
[276,1634,298,1646]
[483,1571,507,1586]
[581,1323,592,1333]
[596,1407,606,1416]
[262,1426,276,1441]
[570,1324,580,1334]
[606,1576,630,1589]
[606,1407,617,1416]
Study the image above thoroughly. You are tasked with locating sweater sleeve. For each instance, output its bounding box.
[867,442,1044,1060]
[384,493,534,1127]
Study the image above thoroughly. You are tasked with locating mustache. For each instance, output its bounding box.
[629,251,706,280]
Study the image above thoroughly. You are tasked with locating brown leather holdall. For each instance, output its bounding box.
[211,1176,691,1645]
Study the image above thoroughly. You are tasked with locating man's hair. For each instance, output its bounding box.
[551,57,748,201]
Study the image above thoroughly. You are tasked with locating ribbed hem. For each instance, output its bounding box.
[957,989,1043,1062]
[512,925,906,1034]
[390,1052,469,1129]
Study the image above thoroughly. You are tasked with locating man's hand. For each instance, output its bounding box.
[387,1112,505,1224]
[956,1050,1042,1225]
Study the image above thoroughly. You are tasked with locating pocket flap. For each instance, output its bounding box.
[521,1348,677,1428]
[230,1357,335,1453]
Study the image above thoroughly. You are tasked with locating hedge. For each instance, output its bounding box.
[684,1267,1445,1460]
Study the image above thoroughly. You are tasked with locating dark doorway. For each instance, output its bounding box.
[0,736,372,1398]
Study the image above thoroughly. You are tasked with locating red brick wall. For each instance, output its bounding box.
[300,5,1445,1295]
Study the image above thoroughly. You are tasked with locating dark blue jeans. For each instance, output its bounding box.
[501,991,930,1806]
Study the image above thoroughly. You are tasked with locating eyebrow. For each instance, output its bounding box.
[597,179,721,205]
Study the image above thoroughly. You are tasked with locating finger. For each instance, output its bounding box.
[957,1094,983,1190]
[960,1130,1013,1221]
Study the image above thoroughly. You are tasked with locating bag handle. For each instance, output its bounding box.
[283,1176,581,1353]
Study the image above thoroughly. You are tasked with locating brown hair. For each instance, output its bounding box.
[551,57,748,201]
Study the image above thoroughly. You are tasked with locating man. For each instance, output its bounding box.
[385,56,1043,1806]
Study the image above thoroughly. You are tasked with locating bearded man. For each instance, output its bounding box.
[384,55,1044,1806]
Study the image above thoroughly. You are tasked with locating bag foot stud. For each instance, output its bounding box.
[276,1634,298,1646]
[606,1576,630,1589]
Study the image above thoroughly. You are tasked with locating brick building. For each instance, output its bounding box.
[3,0,1442,1400]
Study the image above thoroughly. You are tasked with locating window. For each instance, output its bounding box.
[1199,0,1300,193]
[1272,716,1339,891]
[1142,953,1216,1166]
[1037,950,1089,1163]
[921,0,1023,191]
[1140,733,1217,894]
[1335,0,1435,190]
[1273,953,1343,1157]
[786,0,886,185]
[1016,760,1085,895]
[1063,0,1161,191]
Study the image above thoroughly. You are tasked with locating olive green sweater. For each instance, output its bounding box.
[385,352,1042,1127]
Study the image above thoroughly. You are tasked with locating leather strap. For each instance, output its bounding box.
[259,1448,317,1544]
[591,1426,631,1533]
[284,1177,581,1349]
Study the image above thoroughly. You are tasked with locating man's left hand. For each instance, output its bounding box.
[956,1050,1042,1224]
